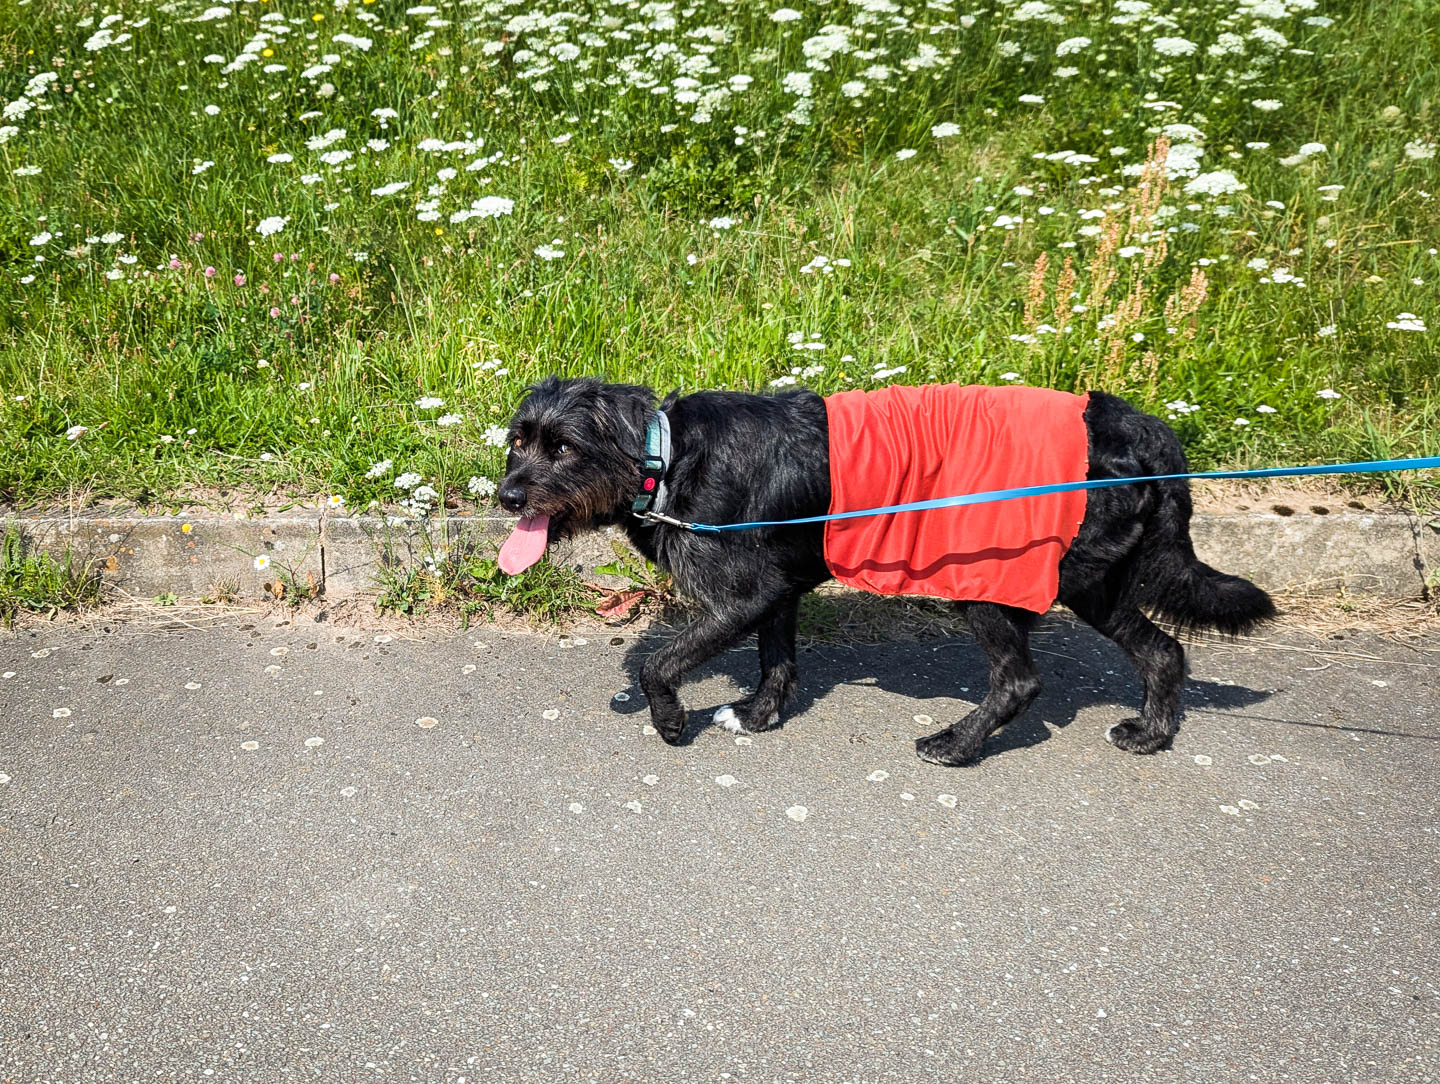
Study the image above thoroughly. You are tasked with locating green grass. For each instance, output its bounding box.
[0,525,105,626]
[375,549,598,625]
[1,0,1438,515]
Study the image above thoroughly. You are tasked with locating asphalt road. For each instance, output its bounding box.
[1,613,1437,1083]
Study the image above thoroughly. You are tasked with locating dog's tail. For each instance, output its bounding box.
[1126,473,1276,638]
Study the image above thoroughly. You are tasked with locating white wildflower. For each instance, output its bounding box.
[782,71,812,96]
[1184,171,1246,196]
[1153,37,1197,57]
[1386,313,1427,332]
[470,196,515,218]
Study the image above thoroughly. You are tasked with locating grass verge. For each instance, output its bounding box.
[0,0,1436,516]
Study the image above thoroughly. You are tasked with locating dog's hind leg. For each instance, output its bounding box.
[915,603,1042,766]
[641,596,778,746]
[1069,596,1185,755]
[713,595,800,735]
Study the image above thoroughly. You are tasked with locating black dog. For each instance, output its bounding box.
[497,377,1275,765]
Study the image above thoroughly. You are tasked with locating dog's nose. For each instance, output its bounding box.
[497,481,528,513]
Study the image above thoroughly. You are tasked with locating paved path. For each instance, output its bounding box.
[1,615,1437,1083]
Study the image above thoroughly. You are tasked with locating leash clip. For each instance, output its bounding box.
[634,509,694,530]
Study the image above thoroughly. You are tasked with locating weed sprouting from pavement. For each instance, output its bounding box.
[0,526,105,627]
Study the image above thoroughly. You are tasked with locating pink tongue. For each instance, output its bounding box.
[498,514,550,575]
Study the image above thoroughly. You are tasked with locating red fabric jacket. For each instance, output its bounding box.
[823,384,1091,613]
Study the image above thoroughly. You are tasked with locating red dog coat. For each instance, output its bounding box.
[823,384,1091,613]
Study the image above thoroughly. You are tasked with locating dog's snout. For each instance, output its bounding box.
[497,480,528,513]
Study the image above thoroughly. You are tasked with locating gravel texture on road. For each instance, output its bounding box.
[1,616,1437,1083]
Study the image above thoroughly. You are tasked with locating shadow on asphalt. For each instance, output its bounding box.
[610,612,1275,761]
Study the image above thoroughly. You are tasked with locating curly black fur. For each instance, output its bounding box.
[500,376,1276,765]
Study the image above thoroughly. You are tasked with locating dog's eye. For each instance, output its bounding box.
[511,437,523,449]
[558,443,573,456]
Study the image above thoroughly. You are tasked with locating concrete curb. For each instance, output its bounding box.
[7,509,1438,602]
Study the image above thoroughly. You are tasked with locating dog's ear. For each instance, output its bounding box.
[527,375,562,396]
[596,382,654,453]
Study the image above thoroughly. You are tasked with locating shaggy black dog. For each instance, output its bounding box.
[498,377,1276,765]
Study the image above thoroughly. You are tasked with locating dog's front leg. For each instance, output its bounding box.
[713,596,800,734]
[641,599,774,745]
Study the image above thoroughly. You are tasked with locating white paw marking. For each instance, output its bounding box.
[1105,724,1122,745]
[713,706,745,733]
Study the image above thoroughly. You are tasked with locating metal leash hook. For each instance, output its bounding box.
[634,509,699,531]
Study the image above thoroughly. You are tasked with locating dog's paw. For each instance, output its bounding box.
[648,700,689,746]
[714,701,782,734]
[713,705,746,733]
[655,722,687,746]
[1105,719,1173,755]
[914,728,981,767]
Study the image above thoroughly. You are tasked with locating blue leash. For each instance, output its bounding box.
[639,456,1440,534]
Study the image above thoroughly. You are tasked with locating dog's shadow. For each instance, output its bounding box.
[611,613,1274,760]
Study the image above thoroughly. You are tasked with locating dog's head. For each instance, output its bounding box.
[495,376,654,572]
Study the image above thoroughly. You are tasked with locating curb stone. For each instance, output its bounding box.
[6,511,1438,602]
